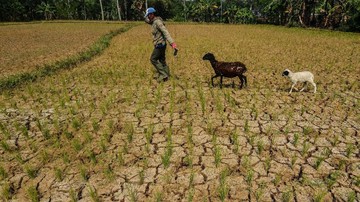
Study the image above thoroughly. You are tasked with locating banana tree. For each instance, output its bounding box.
[36,2,55,20]
[189,0,218,22]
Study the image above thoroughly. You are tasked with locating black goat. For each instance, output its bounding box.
[202,53,247,89]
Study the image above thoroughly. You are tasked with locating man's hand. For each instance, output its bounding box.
[171,43,177,49]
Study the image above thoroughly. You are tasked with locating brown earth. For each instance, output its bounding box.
[0,24,359,201]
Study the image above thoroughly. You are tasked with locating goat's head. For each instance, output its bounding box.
[282,69,291,77]
[202,53,216,61]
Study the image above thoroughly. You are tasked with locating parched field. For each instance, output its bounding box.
[0,23,359,201]
[0,22,127,78]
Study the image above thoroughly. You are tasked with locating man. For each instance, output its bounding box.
[145,7,177,82]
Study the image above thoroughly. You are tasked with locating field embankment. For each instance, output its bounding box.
[0,23,359,201]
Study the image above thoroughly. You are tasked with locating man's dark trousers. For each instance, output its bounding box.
[150,45,170,81]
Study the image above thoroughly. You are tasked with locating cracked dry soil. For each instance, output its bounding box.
[0,24,359,201]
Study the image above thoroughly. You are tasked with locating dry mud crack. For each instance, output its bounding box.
[0,25,359,201]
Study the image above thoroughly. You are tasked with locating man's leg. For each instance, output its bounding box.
[150,48,162,79]
[158,47,170,79]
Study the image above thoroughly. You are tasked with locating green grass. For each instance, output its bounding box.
[257,140,264,154]
[347,191,356,202]
[214,145,222,167]
[80,167,89,181]
[154,191,163,202]
[27,186,40,202]
[1,182,13,200]
[245,169,254,186]
[293,133,299,147]
[0,165,7,180]
[124,122,134,143]
[54,167,64,181]
[88,186,100,202]
[345,144,355,157]
[127,185,138,202]
[281,190,292,202]
[161,143,173,168]
[314,156,325,170]
[218,169,229,202]
[69,188,78,202]
[313,191,327,202]
[230,129,239,153]
[24,165,38,179]
[0,140,11,152]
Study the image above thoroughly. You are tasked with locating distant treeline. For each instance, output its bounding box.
[1,0,359,32]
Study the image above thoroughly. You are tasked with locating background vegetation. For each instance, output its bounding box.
[1,0,360,31]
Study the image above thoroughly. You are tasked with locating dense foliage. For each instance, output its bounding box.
[1,0,359,31]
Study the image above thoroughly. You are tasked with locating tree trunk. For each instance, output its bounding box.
[116,0,122,20]
[124,0,127,20]
[301,0,315,27]
[99,0,104,20]
[68,0,71,19]
[83,0,87,20]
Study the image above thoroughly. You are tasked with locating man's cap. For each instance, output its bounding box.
[145,7,156,17]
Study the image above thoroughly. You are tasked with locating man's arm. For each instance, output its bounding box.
[156,20,175,45]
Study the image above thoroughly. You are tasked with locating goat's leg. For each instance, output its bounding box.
[211,75,220,87]
[300,82,307,92]
[220,76,223,88]
[238,76,243,89]
[289,82,297,93]
[242,75,247,87]
[310,81,317,93]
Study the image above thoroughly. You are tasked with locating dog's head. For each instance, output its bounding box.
[282,69,291,77]
[202,53,215,61]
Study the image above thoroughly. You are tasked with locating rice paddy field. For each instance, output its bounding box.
[0,22,359,201]
[0,22,124,78]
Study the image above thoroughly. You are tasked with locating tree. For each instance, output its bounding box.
[0,0,359,31]
[345,0,360,31]
[0,0,25,21]
[36,1,55,20]
[99,0,104,20]
[116,0,122,20]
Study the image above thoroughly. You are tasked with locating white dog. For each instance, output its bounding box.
[282,69,317,93]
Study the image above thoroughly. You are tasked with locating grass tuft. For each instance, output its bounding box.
[27,186,39,202]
